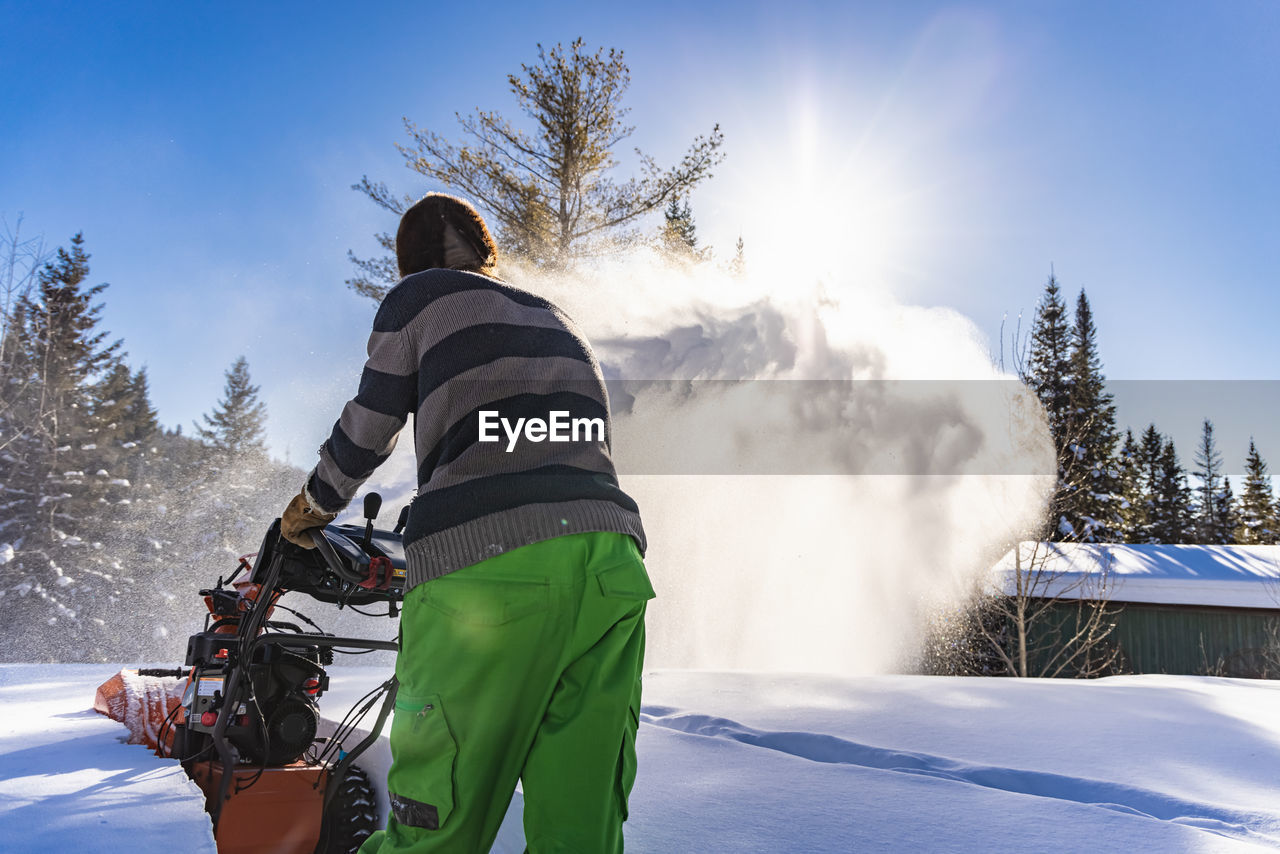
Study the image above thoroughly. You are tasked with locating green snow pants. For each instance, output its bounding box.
[357,531,654,854]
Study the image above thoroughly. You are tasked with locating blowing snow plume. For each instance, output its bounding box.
[496,252,1056,674]
[349,249,1056,675]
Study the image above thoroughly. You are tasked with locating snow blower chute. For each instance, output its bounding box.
[96,493,408,854]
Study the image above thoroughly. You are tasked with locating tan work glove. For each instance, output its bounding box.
[280,489,338,549]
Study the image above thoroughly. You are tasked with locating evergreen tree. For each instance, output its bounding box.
[1026,274,1072,444]
[1131,424,1168,543]
[350,39,726,294]
[0,297,38,530]
[1236,440,1278,544]
[1151,438,1194,543]
[1192,418,1231,543]
[0,237,301,662]
[1025,274,1074,539]
[79,361,138,511]
[124,368,159,443]
[1116,428,1143,541]
[0,234,158,659]
[660,195,699,258]
[1216,475,1239,543]
[8,234,122,545]
[195,356,268,460]
[728,235,746,278]
[1061,290,1120,541]
[1025,281,1120,541]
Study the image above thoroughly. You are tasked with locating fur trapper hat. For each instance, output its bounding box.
[396,193,499,278]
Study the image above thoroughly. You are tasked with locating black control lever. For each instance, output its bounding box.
[310,528,365,585]
[394,505,409,535]
[362,492,382,550]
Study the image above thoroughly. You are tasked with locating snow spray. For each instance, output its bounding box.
[360,248,1055,675]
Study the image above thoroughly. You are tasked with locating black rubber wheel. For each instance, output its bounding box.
[317,763,381,854]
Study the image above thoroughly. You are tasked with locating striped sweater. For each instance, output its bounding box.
[305,268,646,590]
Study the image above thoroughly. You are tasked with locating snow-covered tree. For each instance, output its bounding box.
[1024,274,1075,540]
[6,235,121,542]
[1216,475,1239,542]
[1124,425,1193,544]
[1236,440,1277,544]
[1061,290,1121,541]
[0,234,148,659]
[1025,281,1121,541]
[0,234,307,662]
[1116,429,1143,541]
[1131,425,1167,543]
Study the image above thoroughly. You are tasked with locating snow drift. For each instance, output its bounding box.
[7,664,1280,852]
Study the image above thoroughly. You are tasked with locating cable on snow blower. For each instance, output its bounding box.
[96,493,408,854]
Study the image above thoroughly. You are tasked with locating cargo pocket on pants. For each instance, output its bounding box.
[595,560,656,602]
[616,684,641,822]
[387,693,457,830]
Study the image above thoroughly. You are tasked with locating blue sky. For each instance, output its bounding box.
[2,1,1277,467]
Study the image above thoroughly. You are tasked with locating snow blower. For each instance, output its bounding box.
[96,492,408,854]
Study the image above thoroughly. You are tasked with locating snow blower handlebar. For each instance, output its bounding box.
[310,527,366,586]
[295,493,406,600]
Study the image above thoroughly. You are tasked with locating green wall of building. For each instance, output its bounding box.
[1109,603,1280,677]
[1028,601,1280,677]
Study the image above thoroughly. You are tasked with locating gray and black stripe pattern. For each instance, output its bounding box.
[306,268,646,589]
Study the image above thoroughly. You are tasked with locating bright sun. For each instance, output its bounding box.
[716,95,921,289]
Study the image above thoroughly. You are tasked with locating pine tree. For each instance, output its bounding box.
[0,234,152,659]
[350,39,726,293]
[1061,289,1120,541]
[1116,429,1143,541]
[124,368,159,443]
[1236,440,1278,544]
[1025,274,1074,539]
[1216,475,1239,542]
[0,238,299,662]
[728,235,746,278]
[195,356,268,460]
[1152,438,1194,543]
[660,195,699,258]
[1026,274,1072,444]
[1130,424,1167,543]
[1192,418,1231,543]
[78,361,138,512]
[9,235,122,543]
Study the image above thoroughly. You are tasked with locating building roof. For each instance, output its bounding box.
[992,543,1280,609]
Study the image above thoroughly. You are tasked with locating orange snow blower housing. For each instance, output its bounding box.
[94,495,407,854]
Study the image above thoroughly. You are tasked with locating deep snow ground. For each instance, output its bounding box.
[3,665,1280,852]
[0,664,217,853]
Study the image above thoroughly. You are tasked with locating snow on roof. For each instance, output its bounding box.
[992,542,1280,609]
